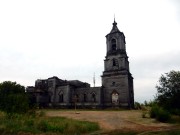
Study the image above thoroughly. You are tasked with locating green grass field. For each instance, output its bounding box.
[0,111,100,135]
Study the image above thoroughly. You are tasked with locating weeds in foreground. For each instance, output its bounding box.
[140,129,180,135]
[0,111,99,135]
[104,130,138,135]
[101,128,180,135]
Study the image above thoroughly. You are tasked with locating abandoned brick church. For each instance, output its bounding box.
[27,20,134,108]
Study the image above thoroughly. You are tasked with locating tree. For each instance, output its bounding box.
[0,81,29,114]
[155,71,180,111]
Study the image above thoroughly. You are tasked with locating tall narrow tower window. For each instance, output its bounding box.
[111,39,117,51]
[112,59,118,67]
[113,59,116,66]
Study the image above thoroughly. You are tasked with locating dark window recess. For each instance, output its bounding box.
[113,59,116,66]
[92,93,96,102]
[49,95,51,102]
[112,82,115,86]
[111,39,117,51]
[84,94,87,102]
[59,94,63,102]
[112,59,118,66]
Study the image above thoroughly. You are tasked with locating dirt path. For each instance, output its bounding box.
[46,110,175,132]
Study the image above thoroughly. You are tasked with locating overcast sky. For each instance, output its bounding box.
[0,0,180,103]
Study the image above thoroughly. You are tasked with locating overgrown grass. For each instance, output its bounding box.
[103,130,138,135]
[141,129,180,135]
[101,129,180,135]
[0,111,99,135]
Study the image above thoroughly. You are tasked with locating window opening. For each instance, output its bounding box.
[49,94,51,103]
[111,39,117,51]
[59,91,63,103]
[112,59,118,67]
[113,59,116,66]
[112,91,119,103]
[112,82,115,86]
[92,93,96,102]
[84,94,87,102]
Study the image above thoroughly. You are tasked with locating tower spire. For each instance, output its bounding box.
[113,14,117,26]
[108,16,119,34]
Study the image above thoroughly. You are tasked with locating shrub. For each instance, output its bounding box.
[142,111,148,118]
[155,71,180,111]
[149,104,159,118]
[0,81,29,114]
[170,109,180,116]
[134,102,142,110]
[149,104,171,122]
[156,108,171,122]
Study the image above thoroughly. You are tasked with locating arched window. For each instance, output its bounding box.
[113,59,116,66]
[48,92,52,103]
[112,59,118,67]
[112,91,119,103]
[111,39,117,51]
[92,92,96,102]
[84,94,87,102]
[59,91,63,103]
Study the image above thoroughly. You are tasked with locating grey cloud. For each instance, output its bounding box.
[131,51,180,79]
[171,0,180,22]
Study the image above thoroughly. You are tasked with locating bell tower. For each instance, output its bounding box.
[102,19,134,108]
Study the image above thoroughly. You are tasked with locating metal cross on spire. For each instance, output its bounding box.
[93,72,95,87]
[113,14,117,26]
[114,14,115,22]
